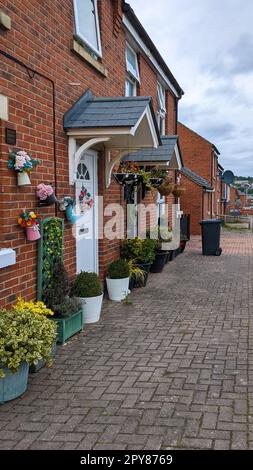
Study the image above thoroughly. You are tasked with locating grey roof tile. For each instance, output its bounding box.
[122,136,179,163]
[181,167,213,190]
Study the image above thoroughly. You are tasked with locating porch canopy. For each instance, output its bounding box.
[64,89,161,186]
[122,135,183,170]
[181,167,213,191]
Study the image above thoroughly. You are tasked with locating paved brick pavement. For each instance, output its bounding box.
[0,231,253,450]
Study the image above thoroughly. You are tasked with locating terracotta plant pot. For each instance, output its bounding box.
[26,225,40,241]
[17,172,31,186]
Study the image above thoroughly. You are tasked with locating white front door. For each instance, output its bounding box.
[76,150,98,273]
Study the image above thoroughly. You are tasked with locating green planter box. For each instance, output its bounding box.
[51,310,83,345]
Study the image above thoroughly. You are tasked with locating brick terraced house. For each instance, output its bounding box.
[178,122,228,235]
[0,1,184,307]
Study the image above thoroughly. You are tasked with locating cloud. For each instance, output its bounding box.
[131,0,253,176]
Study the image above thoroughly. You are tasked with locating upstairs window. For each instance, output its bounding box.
[157,82,166,135]
[73,0,102,57]
[125,43,140,97]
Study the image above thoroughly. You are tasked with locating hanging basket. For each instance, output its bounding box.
[26,225,41,241]
[17,172,31,186]
[114,173,139,185]
[150,177,164,188]
[157,182,174,196]
[172,186,186,197]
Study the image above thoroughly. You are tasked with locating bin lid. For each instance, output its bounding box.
[200,219,222,224]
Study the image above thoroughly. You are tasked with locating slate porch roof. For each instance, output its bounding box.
[122,136,182,165]
[181,167,213,190]
[63,89,160,140]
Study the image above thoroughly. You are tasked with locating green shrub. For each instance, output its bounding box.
[0,307,57,378]
[43,260,70,308]
[121,237,156,264]
[107,259,130,279]
[70,271,103,298]
[50,297,82,318]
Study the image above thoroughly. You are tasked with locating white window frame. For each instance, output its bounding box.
[157,81,166,135]
[126,42,140,83]
[73,0,102,57]
[125,76,137,97]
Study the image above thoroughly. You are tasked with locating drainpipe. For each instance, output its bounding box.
[0,50,57,215]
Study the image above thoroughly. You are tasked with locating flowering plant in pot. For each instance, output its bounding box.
[70,272,103,324]
[13,298,57,373]
[106,259,130,302]
[7,149,40,186]
[17,210,42,241]
[114,162,140,185]
[0,306,56,403]
[43,260,83,344]
[36,183,57,206]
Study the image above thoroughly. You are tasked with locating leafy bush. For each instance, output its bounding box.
[128,259,145,283]
[0,307,57,378]
[43,260,81,317]
[121,237,156,264]
[107,259,130,279]
[13,297,54,316]
[70,271,103,298]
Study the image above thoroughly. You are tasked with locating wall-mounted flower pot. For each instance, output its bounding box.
[150,251,167,273]
[106,277,130,301]
[17,172,31,186]
[51,309,83,345]
[79,294,103,324]
[0,362,29,403]
[26,225,41,241]
[65,204,81,224]
[39,193,57,207]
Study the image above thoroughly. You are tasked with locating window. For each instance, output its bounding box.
[73,0,102,57]
[125,76,136,97]
[157,82,166,135]
[125,43,140,97]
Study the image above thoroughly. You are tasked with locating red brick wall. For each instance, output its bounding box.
[178,123,213,183]
[180,174,211,235]
[0,0,179,307]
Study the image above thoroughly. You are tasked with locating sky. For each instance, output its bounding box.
[131,0,253,177]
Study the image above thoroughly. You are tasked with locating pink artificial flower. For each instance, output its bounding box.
[36,183,54,200]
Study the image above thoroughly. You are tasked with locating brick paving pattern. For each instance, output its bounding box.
[0,231,253,450]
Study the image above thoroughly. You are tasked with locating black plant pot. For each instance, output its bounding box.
[39,193,57,206]
[164,251,170,264]
[132,262,152,288]
[114,173,139,185]
[179,240,187,253]
[150,177,164,188]
[150,251,167,273]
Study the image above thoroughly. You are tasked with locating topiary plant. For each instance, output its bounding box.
[70,271,103,298]
[43,260,81,318]
[0,307,57,378]
[107,259,130,279]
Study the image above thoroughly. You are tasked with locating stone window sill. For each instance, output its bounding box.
[71,39,108,78]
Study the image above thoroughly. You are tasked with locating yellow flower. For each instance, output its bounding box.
[14,297,54,316]
[26,221,32,226]
[18,217,23,225]
[30,212,37,219]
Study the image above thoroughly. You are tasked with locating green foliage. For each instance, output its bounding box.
[107,259,130,279]
[121,237,156,264]
[70,271,103,298]
[127,259,145,283]
[147,226,172,249]
[0,307,57,378]
[43,260,81,317]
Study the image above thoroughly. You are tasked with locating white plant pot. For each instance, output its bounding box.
[17,172,31,186]
[106,277,130,302]
[80,293,103,324]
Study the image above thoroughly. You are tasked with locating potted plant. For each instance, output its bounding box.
[147,227,172,273]
[121,237,156,287]
[70,272,103,324]
[128,259,145,290]
[36,183,57,206]
[113,162,140,185]
[106,259,130,301]
[43,260,83,344]
[13,297,57,373]
[17,210,42,241]
[0,306,56,403]
[7,149,40,186]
